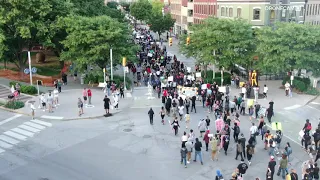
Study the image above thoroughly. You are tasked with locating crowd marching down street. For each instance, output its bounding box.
[127,24,320,180]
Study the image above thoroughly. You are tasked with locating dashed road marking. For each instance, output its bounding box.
[11,128,34,137]
[19,125,41,133]
[24,122,46,130]
[31,120,52,127]
[0,115,22,126]
[0,135,19,145]
[4,131,27,141]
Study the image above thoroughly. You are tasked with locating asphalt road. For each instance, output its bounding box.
[0,86,312,180]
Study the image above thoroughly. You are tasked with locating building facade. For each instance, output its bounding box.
[171,0,183,34]
[193,0,218,23]
[217,0,269,27]
[304,0,320,25]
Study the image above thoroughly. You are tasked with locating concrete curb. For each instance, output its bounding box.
[305,95,319,105]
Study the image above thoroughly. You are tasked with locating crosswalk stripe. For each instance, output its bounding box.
[4,131,27,141]
[0,148,5,154]
[18,125,41,133]
[11,128,34,137]
[40,115,63,120]
[24,122,45,130]
[0,140,13,149]
[30,120,52,127]
[0,135,19,145]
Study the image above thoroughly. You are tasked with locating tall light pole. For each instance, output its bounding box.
[221,66,224,86]
[110,48,113,81]
[28,51,33,85]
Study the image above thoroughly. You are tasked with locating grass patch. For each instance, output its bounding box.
[34,65,61,76]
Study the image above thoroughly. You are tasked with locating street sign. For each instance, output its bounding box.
[24,68,30,74]
[124,66,129,73]
[31,67,37,73]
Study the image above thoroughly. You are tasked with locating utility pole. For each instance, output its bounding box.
[110,48,113,81]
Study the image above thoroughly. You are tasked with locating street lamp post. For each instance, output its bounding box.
[221,66,224,86]
[28,51,33,85]
[110,48,113,81]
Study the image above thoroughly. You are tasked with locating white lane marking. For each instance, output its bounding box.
[0,140,13,149]
[311,102,320,105]
[4,131,27,141]
[283,104,301,110]
[31,120,52,127]
[0,135,19,145]
[24,122,45,130]
[126,93,132,98]
[0,148,5,154]
[18,125,41,133]
[0,115,22,126]
[40,115,64,120]
[307,105,320,112]
[11,128,34,137]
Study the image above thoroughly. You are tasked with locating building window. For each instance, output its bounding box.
[313,4,315,15]
[253,8,260,20]
[300,6,304,16]
[318,4,320,15]
[237,8,241,17]
[270,10,275,19]
[221,7,225,16]
[229,8,233,17]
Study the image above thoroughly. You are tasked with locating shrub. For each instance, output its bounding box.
[21,85,37,95]
[282,76,311,86]
[305,87,320,95]
[204,76,231,85]
[9,81,37,95]
[203,70,231,80]
[293,80,307,92]
[113,75,132,89]
[4,101,25,109]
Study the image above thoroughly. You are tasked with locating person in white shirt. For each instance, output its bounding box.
[178,105,184,121]
[241,86,247,100]
[250,123,258,139]
[181,131,188,147]
[40,94,46,111]
[53,88,59,107]
[284,81,290,96]
[253,86,259,102]
[30,102,35,119]
[263,84,268,99]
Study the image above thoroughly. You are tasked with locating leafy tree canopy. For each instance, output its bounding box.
[148,13,175,39]
[107,1,119,9]
[151,0,164,14]
[130,0,152,21]
[59,16,139,71]
[179,17,255,69]
[256,22,320,76]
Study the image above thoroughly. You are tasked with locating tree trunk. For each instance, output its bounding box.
[158,32,161,40]
[203,63,207,79]
[54,50,64,68]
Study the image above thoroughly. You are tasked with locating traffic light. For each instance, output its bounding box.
[122,57,126,67]
[186,37,190,45]
[169,38,172,46]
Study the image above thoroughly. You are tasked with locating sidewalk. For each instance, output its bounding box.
[16,89,133,120]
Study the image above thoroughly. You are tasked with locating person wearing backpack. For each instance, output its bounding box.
[313,129,320,150]
[303,119,312,133]
[313,163,319,180]
[232,123,240,142]
[215,170,224,180]
[246,143,254,165]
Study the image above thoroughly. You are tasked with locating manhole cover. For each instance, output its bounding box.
[143,135,151,138]
[123,128,132,132]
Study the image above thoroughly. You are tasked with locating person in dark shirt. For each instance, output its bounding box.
[191,95,196,113]
[193,138,203,165]
[269,100,274,110]
[148,108,154,125]
[103,95,111,114]
[237,160,248,176]
[289,169,298,180]
[267,156,276,180]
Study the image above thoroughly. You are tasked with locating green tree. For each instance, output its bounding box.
[107,1,119,9]
[148,13,175,40]
[256,22,320,76]
[151,0,164,14]
[130,0,152,21]
[59,16,139,71]
[0,0,55,71]
[179,17,255,70]
[0,30,5,59]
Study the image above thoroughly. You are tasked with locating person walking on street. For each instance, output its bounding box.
[235,140,244,161]
[233,123,240,142]
[185,138,193,163]
[277,154,288,179]
[185,98,190,114]
[47,92,54,113]
[191,95,196,113]
[53,88,59,107]
[180,146,188,168]
[198,119,207,137]
[78,98,83,116]
[246,143,254,165]
[267,156,277,180]
[148,108,154,125]
[215,170,224,180]
[181,131,188,147]
[185,112,190,129]
[160,107,166,125]
[239,133,246,158]
[103,95,111,114]
[222,134,230,155]
[263,84,268,99]
[211,136,219,161]
[120,86,124,98]
[87,88,92,105]
[203,130,210,151]
[83,88,88,105]
[193,138,203,165]
[171,117,180,135]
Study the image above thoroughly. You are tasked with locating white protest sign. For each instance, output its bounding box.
[168,76,173,82]
[196,72,201,78]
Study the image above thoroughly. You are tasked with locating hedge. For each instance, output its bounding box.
[4,101,25,109]
[282,76,311,86]
[9,81,37,95]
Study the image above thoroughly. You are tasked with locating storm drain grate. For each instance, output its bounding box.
[123,128,132,132]
[143,135,151,138]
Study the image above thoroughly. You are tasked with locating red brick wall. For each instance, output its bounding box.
[181,0,188,7]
